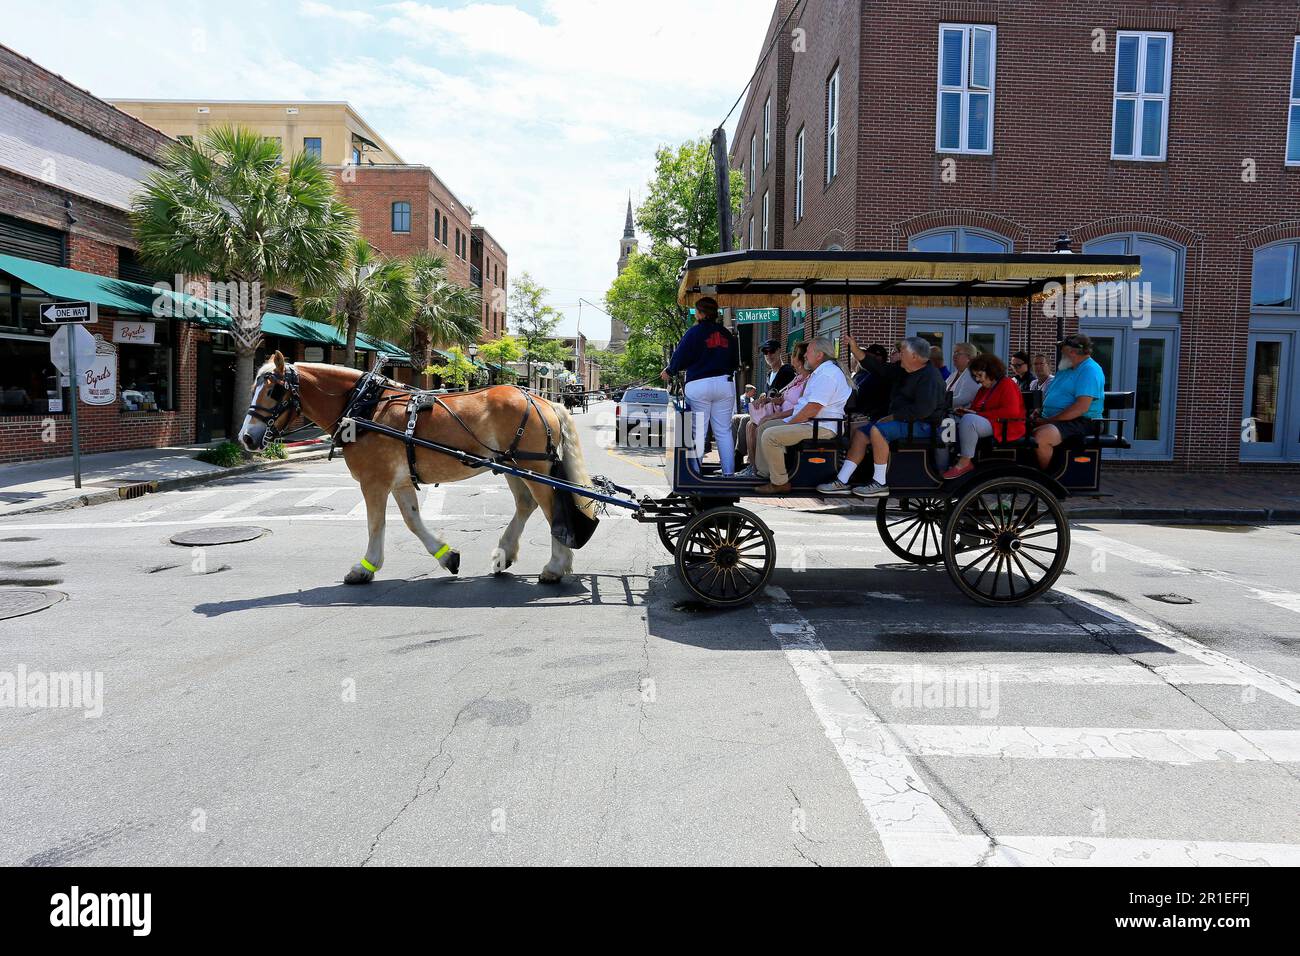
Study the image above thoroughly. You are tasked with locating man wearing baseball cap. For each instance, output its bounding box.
[1031,332,1106,469]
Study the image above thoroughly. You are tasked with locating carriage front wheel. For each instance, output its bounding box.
[674,505,775,607]
[942,476,1070,606]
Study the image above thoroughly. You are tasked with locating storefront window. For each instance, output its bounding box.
[1,337,67,415]
[118,319,176,412]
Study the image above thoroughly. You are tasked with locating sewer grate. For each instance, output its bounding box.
[0,588,67,620]
[169,526,268,547]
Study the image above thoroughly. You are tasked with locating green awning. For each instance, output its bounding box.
[261,312,339,345]
[0,253,229,320]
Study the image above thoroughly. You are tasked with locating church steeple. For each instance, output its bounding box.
[623,195,635,239]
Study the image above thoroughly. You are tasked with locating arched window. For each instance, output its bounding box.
[434,209,441,240]
[1079,232,1186,459]
[1251,241,1298,310]
[909,226,1011,253]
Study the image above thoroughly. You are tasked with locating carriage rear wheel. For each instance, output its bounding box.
[942,476,1070,606]
[876,497,948,565]
[674,505,775,607]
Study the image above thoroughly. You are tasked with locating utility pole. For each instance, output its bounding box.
[711,127,733,254]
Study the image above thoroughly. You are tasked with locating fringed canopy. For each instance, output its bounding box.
[676,249,1142,309]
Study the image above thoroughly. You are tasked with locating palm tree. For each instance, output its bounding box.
[299,236,414,369]
[132,125,356,436]
[407,252,482,388]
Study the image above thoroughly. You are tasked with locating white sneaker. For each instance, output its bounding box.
[851,481,890,498]
[816,479,853,496]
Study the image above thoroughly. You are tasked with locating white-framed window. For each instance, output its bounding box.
[763,94,771,169]
[748,216,754,249]
[762,190,770,249]
[825,66,839,184]
[794,126,805,222]
[1112,31,1173,161]
[749,133,756,196]
[1288,37,1300,166]
[936,23,996,154]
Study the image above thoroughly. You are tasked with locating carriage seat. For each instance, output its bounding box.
[1063,391,1134,450]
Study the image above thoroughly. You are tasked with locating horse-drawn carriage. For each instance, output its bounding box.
[239,247,1138,608]
[634,247,1142,608]
[561,384,589,413]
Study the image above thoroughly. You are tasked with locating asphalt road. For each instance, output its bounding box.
[2,400,1299,866]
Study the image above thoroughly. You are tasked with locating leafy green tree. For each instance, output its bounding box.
[435,346,478,390]
[299,236,414,369]
[478,334,522,366]
[507,272,563,383]
[132,124,356,435]
[405,252,482,388]
[605,137,743,360]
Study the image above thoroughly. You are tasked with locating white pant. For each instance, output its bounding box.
[684,375,736,475]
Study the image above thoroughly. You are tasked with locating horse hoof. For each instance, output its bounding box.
[442,550,461,575]
[344,567,374,585]
[489,548,508,575]
[539,571,564,585]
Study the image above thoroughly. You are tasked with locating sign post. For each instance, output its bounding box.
[42,301,97,489]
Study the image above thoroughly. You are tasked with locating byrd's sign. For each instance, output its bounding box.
[112,320,156,345]
[79,335,118,406]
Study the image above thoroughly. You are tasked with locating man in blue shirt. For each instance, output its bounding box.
[1032,333,1106,469]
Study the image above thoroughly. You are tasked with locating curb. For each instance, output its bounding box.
[831,500,1300,525]
[2,448,332,518]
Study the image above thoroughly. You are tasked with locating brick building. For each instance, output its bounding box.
[730,0,1300,470]
[471,224,508,340]
[331,164,476,288]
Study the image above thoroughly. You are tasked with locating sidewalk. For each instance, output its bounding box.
[0,435,331,517]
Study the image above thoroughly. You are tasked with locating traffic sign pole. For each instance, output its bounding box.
[68,334,81,489]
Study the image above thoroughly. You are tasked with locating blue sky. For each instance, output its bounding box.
[1,0,772,339]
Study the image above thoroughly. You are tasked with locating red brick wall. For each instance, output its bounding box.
[743,0,1300,472]
[472,225,508,339]
[333,166,474,286]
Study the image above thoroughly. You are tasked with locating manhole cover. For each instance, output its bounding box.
[0,588,67,620]
[1146,592,1196,605]
[170,526,268,546]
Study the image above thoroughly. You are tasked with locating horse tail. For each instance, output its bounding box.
[549,401,599,520]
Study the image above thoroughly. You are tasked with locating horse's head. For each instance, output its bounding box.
[238,350,300,451]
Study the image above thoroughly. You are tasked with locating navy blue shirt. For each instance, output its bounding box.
[667,321,740,383]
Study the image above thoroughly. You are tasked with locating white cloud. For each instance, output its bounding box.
[0,0,775,338]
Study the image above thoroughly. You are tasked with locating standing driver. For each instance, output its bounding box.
[1031,333,1106,470]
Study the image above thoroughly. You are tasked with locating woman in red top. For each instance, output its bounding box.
[942,352,1027,480]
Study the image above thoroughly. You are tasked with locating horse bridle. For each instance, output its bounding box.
[245,364,301,444]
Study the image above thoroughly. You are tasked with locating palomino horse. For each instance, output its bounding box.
[237,352,599,585]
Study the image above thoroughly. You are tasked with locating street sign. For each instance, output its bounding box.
[49,325,97,376]
[734,308,780,325]
[40,301,97,325]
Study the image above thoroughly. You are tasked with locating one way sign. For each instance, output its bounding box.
[40,301,97,325]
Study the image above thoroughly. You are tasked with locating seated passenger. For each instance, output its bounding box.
[738,341,810,477]
[753,337,852,494]
[941,352,1027,480]
[1031,333,1105,470]
[816,336,945,498]
[1029,353,1054,392]
[945,342,981,409]
[843,336,892,419]
[1010,351,1033,390]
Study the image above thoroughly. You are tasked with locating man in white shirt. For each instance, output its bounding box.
[755,336,853,493]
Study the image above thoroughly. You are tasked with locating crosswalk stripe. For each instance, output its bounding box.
[876,724,1300,765]
[125,489,217,522]
[1057,585,1300,709]
[758,586,962,854]
[295,489,338,507]
[1074,529,1300,616]
[839,661,1251,686]
[195,489,281,522]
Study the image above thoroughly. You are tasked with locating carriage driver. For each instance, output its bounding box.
[661,296,741,476]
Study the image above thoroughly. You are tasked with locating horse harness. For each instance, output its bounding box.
[333,368,559,491]
[245,365,302,442]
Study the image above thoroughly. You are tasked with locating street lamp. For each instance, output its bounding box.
[466,343,479,390]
